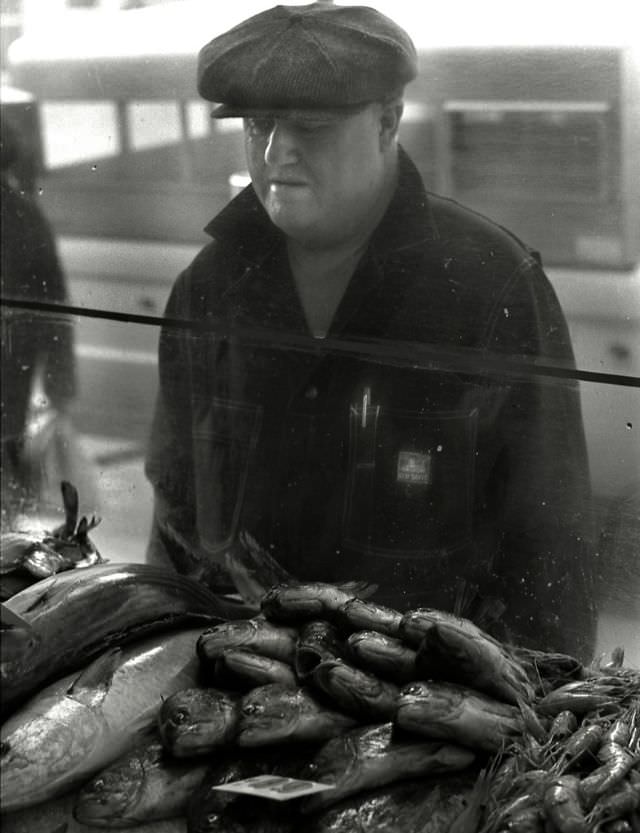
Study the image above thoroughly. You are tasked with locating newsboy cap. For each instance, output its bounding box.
[198,3,418,118]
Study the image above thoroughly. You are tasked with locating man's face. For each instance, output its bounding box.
[243,104,388,249]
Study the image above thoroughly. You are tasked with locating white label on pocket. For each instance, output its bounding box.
[397,450,432,485]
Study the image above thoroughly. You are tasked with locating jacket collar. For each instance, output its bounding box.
[203,145,439,267]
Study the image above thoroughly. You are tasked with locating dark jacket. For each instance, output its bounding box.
[146,148,596,659]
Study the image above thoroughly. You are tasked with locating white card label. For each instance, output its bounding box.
[213,774,335,801]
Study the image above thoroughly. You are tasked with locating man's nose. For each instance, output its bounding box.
[264,122,300,166]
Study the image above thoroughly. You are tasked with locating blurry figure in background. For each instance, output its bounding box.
[146,3,596,660]
[1,116,76,523]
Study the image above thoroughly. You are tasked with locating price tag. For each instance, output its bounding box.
[213,774,335,801]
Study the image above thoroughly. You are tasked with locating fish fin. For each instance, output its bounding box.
[335,580,378,599]
[0,601,36,630]
[67,647,122,706]
[23,581,57,613]
[58,480,79,538]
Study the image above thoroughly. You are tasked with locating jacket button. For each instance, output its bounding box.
[305,386,319,400]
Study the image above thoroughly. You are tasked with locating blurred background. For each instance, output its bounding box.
[1,0,638,661]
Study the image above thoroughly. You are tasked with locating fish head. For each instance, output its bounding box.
[74,753,145,825]
[158,688,237,755]
[236,684,298,746]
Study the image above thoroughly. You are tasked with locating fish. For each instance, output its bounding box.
[214,650,298,690]
[1,482,104,584]
[226,531,376,610]
[299,722,476,812]
[311,658,400,722]
[261,582,377,624]
[0,562,225,713]
[395,680,523,753]
[236,683,357,747]
[295,620,345,682]
[346,631,417,684]
[334,598,403,638]
[0,627,203,812]
[74,729,210,828]
[224,530,301,606]
[408,608,534,705]
[3,790,189,833]
[305,775,476,833]
[158,687,240,757]
[197,618,298,665]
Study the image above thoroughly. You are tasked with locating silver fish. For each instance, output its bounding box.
[158,687,240,757]
[237,683,357,747]
[1,562,224,713]
[311,658,400,722]
[74,731,210,827]
[300,722,476,812]
[409,608,534,704]
[347,630,417,684]
[1,627,203,811]
[197,618,299,665]
[395,680,523,753]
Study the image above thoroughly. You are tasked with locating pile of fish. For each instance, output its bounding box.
[1,481,104,601]
[1,574,639,832]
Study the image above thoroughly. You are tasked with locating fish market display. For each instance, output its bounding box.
[0,627,204,812]
[0,481,104,600]
[75,730,210,828]
[1,562,225,712]
[2,551,638,833]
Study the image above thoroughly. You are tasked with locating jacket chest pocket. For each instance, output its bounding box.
[343,399,478,557]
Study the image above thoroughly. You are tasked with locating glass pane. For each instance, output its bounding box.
[448,104,611,203]
[128,99,181,150]
[40,100,120,168]
[1,303,637,669]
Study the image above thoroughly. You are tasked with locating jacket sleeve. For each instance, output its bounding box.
[485,257,597,661]
[144,272,200,573]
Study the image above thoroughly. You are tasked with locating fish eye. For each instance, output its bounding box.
[172,708,189,724]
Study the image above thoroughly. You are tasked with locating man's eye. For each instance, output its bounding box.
[245,118,275,137]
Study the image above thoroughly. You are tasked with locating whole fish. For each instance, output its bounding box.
[347,631,417,684]
[237,683,357,746]
[407,608,534,704]
[214,650,298,690]
[0,627,203,812]
[305,776,475,833]
[197,618,298,665]
[300,722,476,812]
[74,730,210,828]
[395,680,523,753]
[1,562,225,713]
[261,582,376,624]
[3,790,188,833]
[334,598,403,638]
[295,620,345,682]
[311,658,400,721]
[1,482,103,584]
[226,531,376,611]
[158,687,240,757]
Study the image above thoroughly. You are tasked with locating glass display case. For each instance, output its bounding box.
[1,4,639,832]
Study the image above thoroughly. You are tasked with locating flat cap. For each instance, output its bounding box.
[198,3,418,118]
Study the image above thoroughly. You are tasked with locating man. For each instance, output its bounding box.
[146,3,596,659]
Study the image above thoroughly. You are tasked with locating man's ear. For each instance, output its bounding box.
[379,98,404,149]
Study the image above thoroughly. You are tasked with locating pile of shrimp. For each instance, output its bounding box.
[476,650,640,833]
